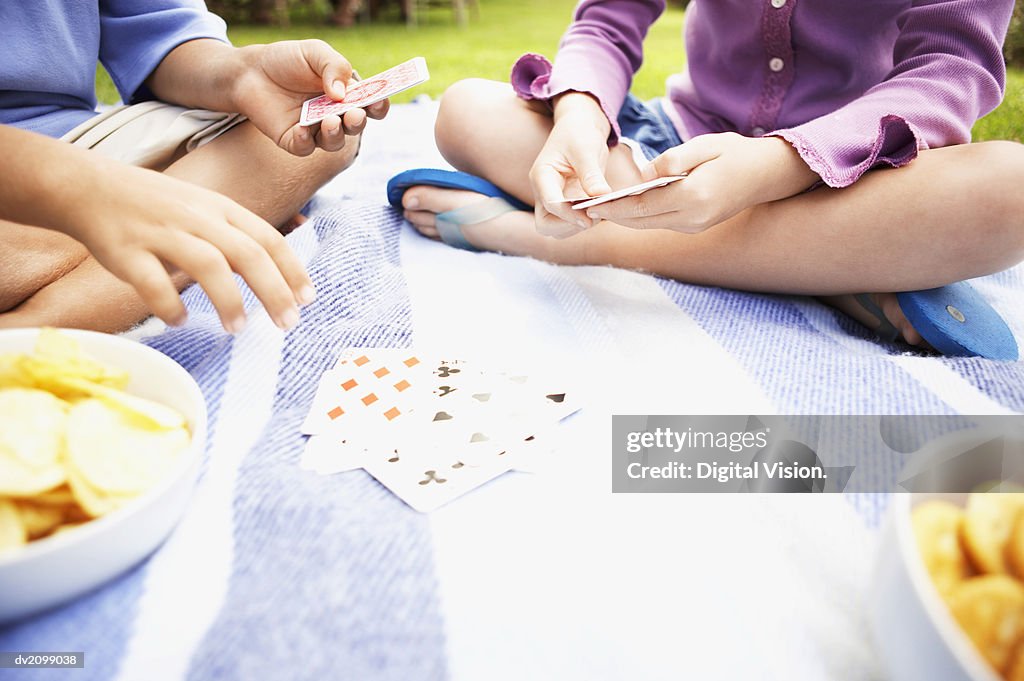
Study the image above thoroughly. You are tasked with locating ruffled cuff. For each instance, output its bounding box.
[771,114,924,188]
[510,52,623,143]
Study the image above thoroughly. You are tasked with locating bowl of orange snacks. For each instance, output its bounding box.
[870,428,1024,681]
[0,328,206,623]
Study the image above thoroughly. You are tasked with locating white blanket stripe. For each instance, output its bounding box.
[114,230,318,681]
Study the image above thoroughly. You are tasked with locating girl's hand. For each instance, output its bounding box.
[529,92,613,238]
[584,133,819,233]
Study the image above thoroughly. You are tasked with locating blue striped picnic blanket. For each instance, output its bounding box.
[2,100,1023,681]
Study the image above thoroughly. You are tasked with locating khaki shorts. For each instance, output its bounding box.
[60,101,246,171]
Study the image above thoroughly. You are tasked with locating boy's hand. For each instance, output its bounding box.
[529,92,613,238]
[583,133,819,232]
[0,125,315,334]
[59,159,315,332]
[231,40,390,157]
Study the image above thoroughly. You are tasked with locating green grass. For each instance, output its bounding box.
[96,0,1022,141]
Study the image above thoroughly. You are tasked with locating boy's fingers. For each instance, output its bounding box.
[280,124,317,157]
[158,236,247,334]
[316,115,348,152]
[227,204,316,306]
[340,108,367,136]
[366,99,390,120]
[210,228,301,330]
[121,253,188,327]
[300,39,353,100]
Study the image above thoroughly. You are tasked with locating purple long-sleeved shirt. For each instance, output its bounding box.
[511,0,1014,187]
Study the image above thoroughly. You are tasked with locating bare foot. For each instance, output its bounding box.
[820,293,928,348]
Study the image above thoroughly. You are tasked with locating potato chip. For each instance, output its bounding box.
[0,498,27,553]
[962,493,1024,574]
[0,388,68,496]
[49,522,87,538]
[14,500,65,539]
[912,500,973,597]
[60,377,186,430]
[17,328,129,395]
[66,399,187,498]
[65,466,138,518]
[0,329,191,548]
[948,575,1024,674]
[30,484,75,507]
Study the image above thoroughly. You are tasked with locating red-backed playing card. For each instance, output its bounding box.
[299,57,430,126]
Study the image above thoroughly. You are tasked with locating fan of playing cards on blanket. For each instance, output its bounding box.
[301,349,581,512]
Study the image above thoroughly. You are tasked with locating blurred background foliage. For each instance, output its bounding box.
[98,0,1024,141]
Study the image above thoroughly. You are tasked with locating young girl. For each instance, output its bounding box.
[390,0,1024,359]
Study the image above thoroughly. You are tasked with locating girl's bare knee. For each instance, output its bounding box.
[435,78,516,169]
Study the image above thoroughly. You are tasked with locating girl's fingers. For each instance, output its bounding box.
[586,183,686,222]
[534,203,582,239]
[530,163,589,233]
[568,145,612,197]
[644,136,721,180]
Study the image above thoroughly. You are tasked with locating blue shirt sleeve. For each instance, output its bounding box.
[99,0,230,104]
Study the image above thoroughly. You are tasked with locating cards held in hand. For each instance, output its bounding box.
[301,348,579,512]
[300,57,430,126]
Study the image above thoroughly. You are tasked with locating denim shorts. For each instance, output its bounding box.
[615,94,683,161]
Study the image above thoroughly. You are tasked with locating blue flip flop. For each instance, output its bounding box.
[387,169,530,252]
[857,282,1018,360]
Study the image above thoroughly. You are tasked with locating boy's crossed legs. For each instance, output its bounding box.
[402,79,1024,346]
[0,120,358,333]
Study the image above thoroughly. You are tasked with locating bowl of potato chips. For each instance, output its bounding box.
[0,328,205,624]
[870,429,1024,681]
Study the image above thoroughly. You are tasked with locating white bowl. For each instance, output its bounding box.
[869,429,1024,681]
[0,328,206,624]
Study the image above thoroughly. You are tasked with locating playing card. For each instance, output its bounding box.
[299,57,430,126]
[568,175,687,210]
[300,348,583,511]
[363,440,516,512]
[300,432,370,474]
[300,351,429,435]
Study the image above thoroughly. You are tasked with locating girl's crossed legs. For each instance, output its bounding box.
[402,79,1024,346]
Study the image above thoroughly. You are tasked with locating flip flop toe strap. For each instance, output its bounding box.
[435,196,519,252]
[855,293,899,343]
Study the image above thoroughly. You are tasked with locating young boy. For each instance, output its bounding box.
[0,1,388,333]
